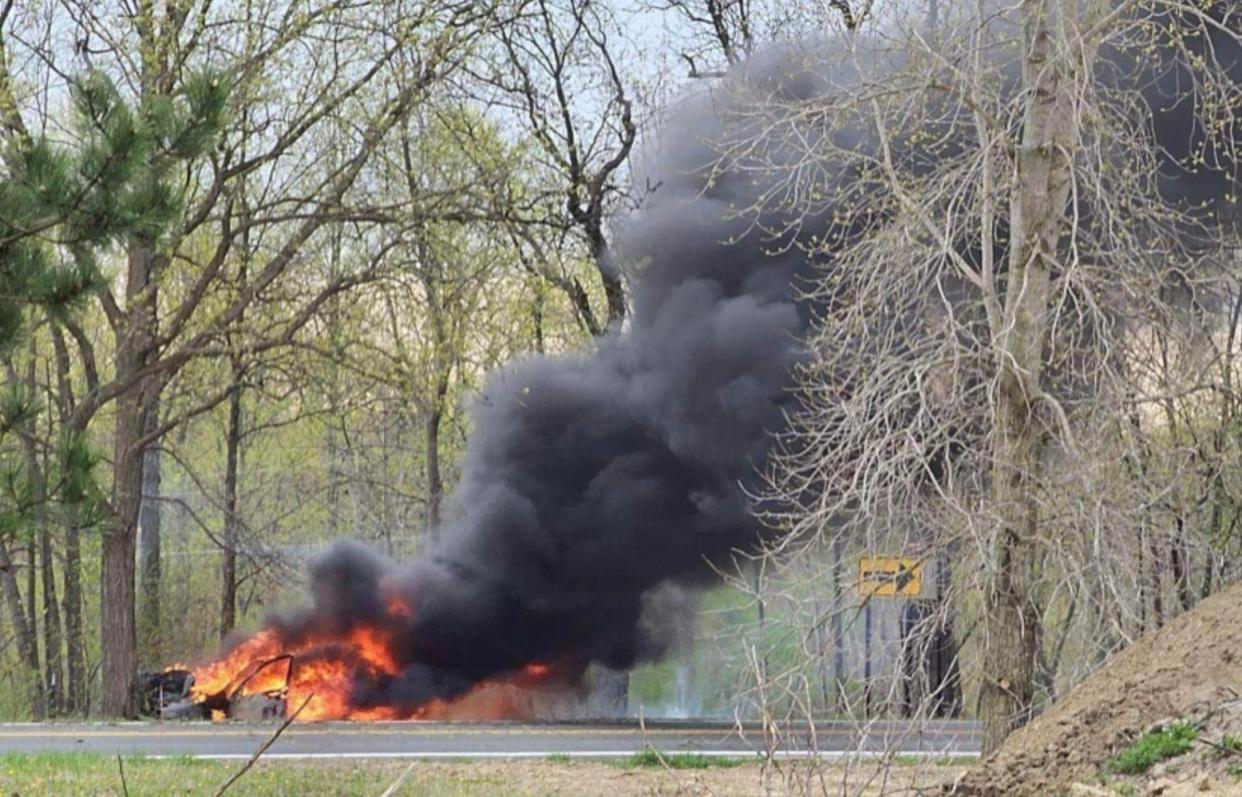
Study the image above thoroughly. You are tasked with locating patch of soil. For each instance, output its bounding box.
[953,581,1242,796]
[423,760,964,796]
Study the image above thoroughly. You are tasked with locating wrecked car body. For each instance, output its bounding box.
[139,654,292,721]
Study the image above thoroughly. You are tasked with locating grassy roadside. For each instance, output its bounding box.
[0,754,518,796]
[0,752,968,796]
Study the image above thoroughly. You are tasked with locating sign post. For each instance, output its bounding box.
[857,556,923,717]
[863,598,873,715]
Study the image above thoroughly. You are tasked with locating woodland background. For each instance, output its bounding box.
[2,0,1241,760]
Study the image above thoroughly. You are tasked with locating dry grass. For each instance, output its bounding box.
[0,753,968,796]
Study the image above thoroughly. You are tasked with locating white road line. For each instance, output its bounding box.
[144,750,977,761]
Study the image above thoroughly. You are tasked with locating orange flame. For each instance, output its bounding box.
[175,599,558,722]
[385,595,413,620]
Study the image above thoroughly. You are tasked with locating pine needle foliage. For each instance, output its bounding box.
[0,68,229,353]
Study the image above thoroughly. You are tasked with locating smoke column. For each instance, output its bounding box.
[261,63,823,712]
[240,7,1242,715]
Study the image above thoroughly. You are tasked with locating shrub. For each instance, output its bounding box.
[1106,723,1198,775]
[620,749,746,769]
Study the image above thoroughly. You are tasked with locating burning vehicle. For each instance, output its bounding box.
[142,602,565,722]
[141,657,290,721]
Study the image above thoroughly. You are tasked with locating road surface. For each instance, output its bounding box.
[0,720,979,760]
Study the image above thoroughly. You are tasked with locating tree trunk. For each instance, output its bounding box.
[930,555,962,717]
[0,541,45,718]
[1150,529,1165,628]
[425,365,450,536]
[979,0,1076,755]
[422,253,452,540]
[24,538,36,659]
[7,360,60,714]
[980,382,1046,754]
[63,504,85,715]
[102,388,143,716]
[101,243,159,717]
[425,406,444,534]
[532,280,546,354]
[219,369,243,640]
[831,535,846,711]
[588,232,626,333]
[1125,407,1153,632]
[40,526,63,715]
[48,326,86,715]
[1201,478,1219,601]
[601,269,626,332]
[1170,515,1193,612]
[137,400,162,664]
[1137,522,1148,632]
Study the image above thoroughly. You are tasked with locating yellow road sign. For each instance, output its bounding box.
[858,556,922,597]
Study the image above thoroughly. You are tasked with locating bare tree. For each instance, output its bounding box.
[651,0,885,78]
[487,0,637,335]
[722,0,1242,759]
[657,0,757,71]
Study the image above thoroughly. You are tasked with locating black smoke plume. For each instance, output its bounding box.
[232,5,1242,715]
[257,68,820,712]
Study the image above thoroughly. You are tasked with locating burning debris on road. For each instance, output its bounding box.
[141,661,288,721]
[145,618,564,722]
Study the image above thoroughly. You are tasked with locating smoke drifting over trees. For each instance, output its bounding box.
[266,69,818,710]
[750,1,1242,756]
[242,3,1242,723]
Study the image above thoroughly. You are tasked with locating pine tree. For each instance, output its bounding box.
[0,68,227,717]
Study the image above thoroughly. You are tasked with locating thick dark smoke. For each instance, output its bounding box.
[261,68,820,712]
[245,6,1242,715]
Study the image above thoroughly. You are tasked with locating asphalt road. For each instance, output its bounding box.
[0,720,979,760]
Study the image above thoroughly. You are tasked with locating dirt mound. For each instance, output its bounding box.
[952,581,1242,796]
